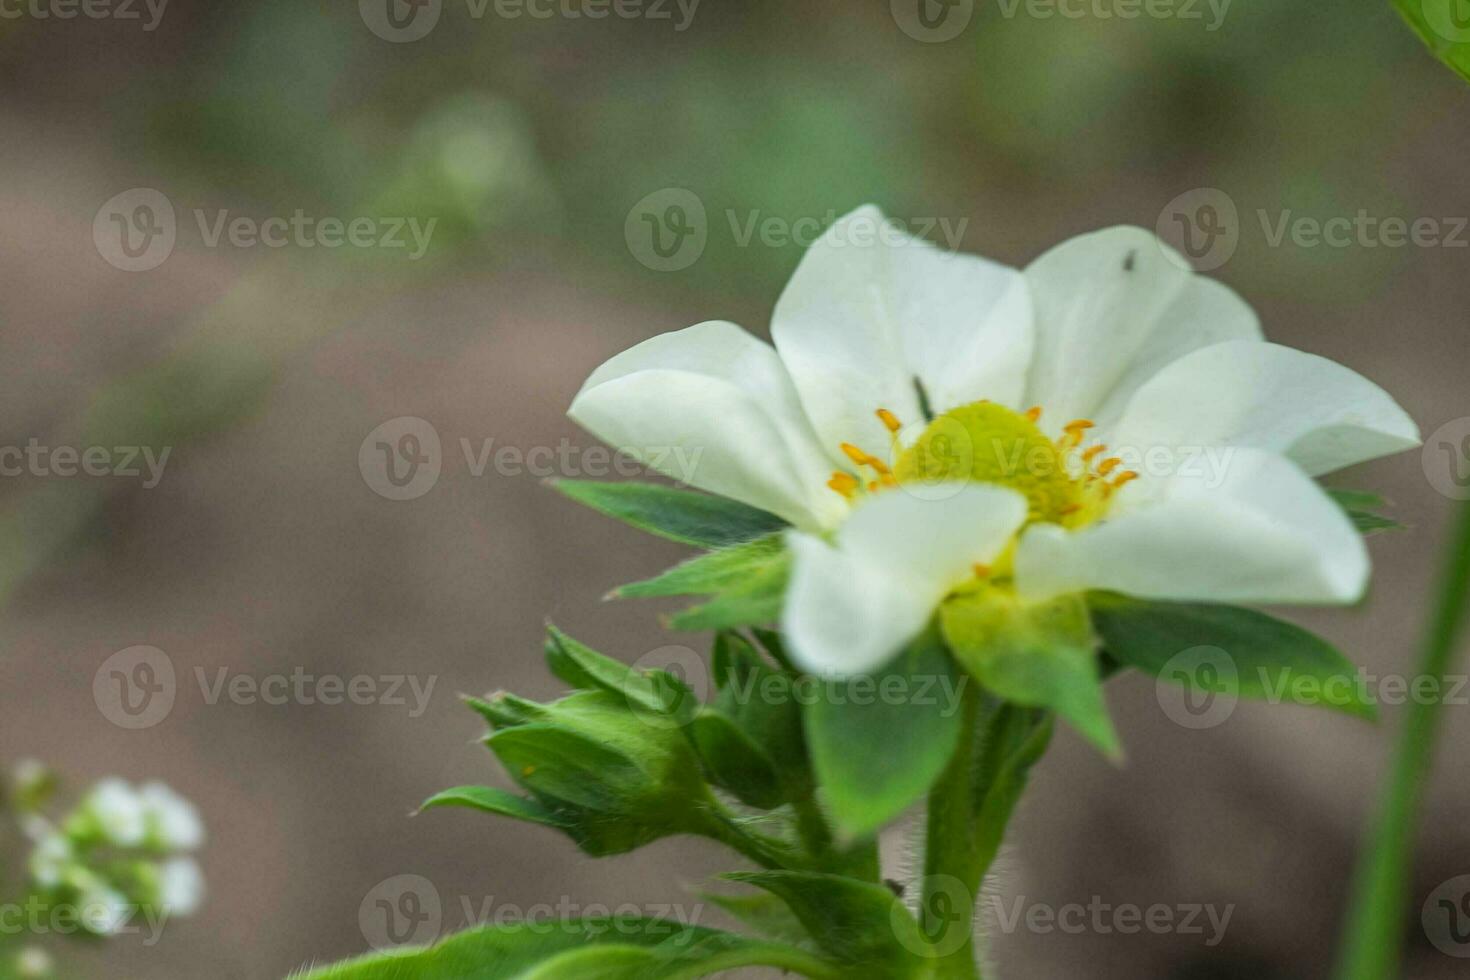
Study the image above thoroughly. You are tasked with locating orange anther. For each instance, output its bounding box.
[1097,457,1123,477]
[876,408,902,434]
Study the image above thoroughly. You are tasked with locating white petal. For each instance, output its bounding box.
[784,485,1028,676]
[1024,227,1262,432]
[570,321,842,530]
[772,206,1033,456]
[1015,448,1368,605]
[1109,340,1420,477]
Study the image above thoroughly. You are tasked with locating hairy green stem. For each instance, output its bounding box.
[922,683,984,979]
[1336,497,1470,980]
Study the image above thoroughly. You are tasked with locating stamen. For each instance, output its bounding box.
[1063,419,1096,433]
[1110,470,1140,489]
[1058,503,1082,516]
[1097,457,1123,477]
[972,563,991,578]
[828,472,858,499]
[1024,406,1043,423]
[876,408,902,434]
[840,443,870,467]
[1081,444,1108,465]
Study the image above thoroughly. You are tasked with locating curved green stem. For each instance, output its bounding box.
[922,683,983,980]
[1336,497,1470,980]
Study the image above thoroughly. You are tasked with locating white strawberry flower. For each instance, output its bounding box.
[571,206,1419,676]
[139,782,205,851]
[155,856,206,916]
[83,779,147,848]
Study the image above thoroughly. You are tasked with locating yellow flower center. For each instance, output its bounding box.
[827,401,1138,535]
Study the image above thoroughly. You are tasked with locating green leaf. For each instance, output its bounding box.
[941,591,1120,760]
[804,628,967,838]
[615,535,786,598]
[707,633,810,798]
[720,871,925,975]
[1090,593,1376,720]
[291,918,841,980]
[1392,0,1470,85]
[1328,488,1405,535]
[550,479,787,548]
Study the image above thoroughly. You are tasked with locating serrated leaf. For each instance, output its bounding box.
[941,591,1120,760]
[1090,593,1376,720]
[804,628,967,838]
[550,479,787,547]
[720,871,925,975]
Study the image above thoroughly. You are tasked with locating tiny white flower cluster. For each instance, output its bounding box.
[6,760,207,955]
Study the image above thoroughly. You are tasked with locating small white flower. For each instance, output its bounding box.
[155,856,205,917]
[84,779,146,847]
[571,206,1421,676]
[77,883,132,936]
[139,782,205,851]
[27,833,72,889]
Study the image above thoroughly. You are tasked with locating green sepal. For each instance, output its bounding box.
[804,627,967,838]
[687,709,785,809]
[549,479,787,548]
[1089,592,1376,720]
[941,590,1121,760]
[663,551,791,631]
[542,625,698,724]
[1328,488,1406,535]
[615,535,785,599]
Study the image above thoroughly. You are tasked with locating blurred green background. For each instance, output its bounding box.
[0,2,1468,977]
